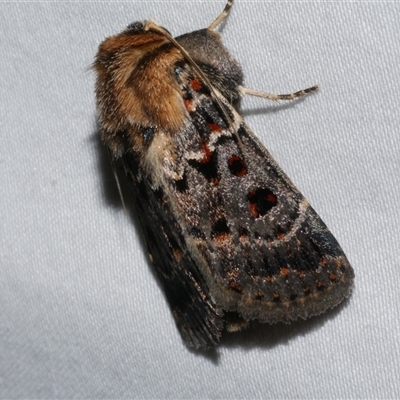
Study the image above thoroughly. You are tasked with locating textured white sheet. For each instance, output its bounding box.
[1,1,399,398]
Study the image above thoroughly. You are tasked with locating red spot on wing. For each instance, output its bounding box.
[207,122,222,132]
[190,79,202,91]
[254,292,264,300]
[273,293,280,301]
[200,139,212,163]
[184,98,194,111]
[266,275,274,282]
[266,193,277,204]
[295,269,305,278]
[248,201,259,218]
[280,267,289,277]
[229,281,243,293]
[277,233,286,241]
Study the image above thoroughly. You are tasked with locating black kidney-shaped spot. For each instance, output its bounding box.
[174,174,188,192]
[228,155,247,177]
[247,188,277,218]
[211,218,230,239]
[188,150,219,182]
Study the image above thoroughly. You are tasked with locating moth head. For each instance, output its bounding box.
[93,20,188,155]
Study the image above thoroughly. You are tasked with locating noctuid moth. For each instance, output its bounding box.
[94,0,354,349]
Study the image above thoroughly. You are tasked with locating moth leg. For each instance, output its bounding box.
[107,149,127,214]
[209,0,234,31]
[240,85,319,102]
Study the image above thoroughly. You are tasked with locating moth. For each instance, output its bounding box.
[93,0,354,349]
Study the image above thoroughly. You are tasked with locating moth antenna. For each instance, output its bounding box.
[236,85,318,169]
[209,0,234,31]
[240,85,319,102]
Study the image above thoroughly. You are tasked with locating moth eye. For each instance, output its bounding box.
[247,188,278,218]
[227,155,247,176]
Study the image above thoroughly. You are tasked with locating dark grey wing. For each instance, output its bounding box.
[122,153,224,349]
[166,77,354,325]
[207,122,355,323]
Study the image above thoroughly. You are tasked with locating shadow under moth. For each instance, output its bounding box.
[93,0,354,349]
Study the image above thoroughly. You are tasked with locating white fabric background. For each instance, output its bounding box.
[1,1,399,398]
